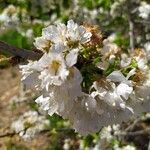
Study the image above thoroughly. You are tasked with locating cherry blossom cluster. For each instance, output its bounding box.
[11,111,49,140]
[138,1,150,19]
[20,20,150,135]
[110,0,150,20]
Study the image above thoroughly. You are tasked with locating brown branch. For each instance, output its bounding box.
[0,131,16,138]
[115,128,150,136]
[125,118,141,132]
[0,128,74,139]
[128,15,135,51]
[0,41,43,61]
[126,1,135,51]
[135,20,150,25]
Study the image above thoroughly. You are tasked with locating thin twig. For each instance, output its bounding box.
[115,128,150,136]
[134,20,150,25]
[148,141,150,150]
[0,132,16,138]
[125,118,141,132]
[0,128,74,139]
[0,41,43,60]
[126,1,135,51]
[128,16,135,51]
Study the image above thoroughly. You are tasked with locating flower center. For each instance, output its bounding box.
[67,39,79,48]
[49,60,61,75]
[44,40,52,52]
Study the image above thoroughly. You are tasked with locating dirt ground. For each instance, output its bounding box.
[0,66,52,150]
[0,67,20,126]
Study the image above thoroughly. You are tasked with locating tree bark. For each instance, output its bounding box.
[0,41,43,60]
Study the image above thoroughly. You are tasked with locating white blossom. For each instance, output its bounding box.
[67,20,92,44]
[34,36,51,52]
[11,111,49,140]
[102,40,119,57]
[63,139,71,150]
[144,42,150,60]
[136,56,148,71]
[42,22,67,45]
[38,52,69,88]
[116,83,133,100]
[0,5,19,27]
[20,19,150,135]
[36,19,92,52]
[107,69,135,86]
[97,41,119,70]
[120,53,131,68]
[138,1,150,19]
[114,144,136,150]
[35,67,83,116]
[20,47,79,91]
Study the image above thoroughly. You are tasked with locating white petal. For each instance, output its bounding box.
[35,95,58,116]
[107,71,126,83]
[50,43,65,54]
[126,68,136,80]
[80,31,92,43]
[120,54,131,68]
[97,61,109,70]
[22,72,40,90]
[42,25,60,43]
[67,20,77,30]
[116,83,133,100]
[35,95,50,111]
[34,37,49,51]
[66,48,79,67]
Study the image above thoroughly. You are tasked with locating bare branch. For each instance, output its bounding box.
[0,128,74,139]
[125,118,141,132]
[126,1,135,51]
[115,128,150,136]
[128,16,135,51]
[134,20,150,25]
[0,41,43,61]
[0,131,16,138]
